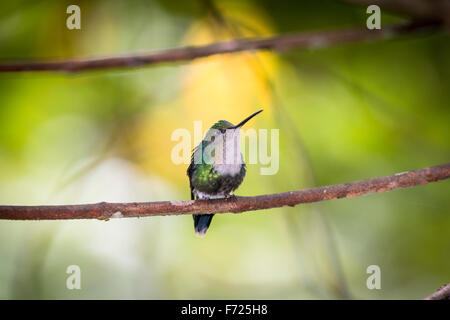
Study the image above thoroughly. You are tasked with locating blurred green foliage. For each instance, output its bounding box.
[0,0,449,299]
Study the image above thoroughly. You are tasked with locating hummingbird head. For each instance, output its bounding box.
[205,109,263,142]
[201,110,263,165]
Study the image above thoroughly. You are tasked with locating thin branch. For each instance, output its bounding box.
[425,283,450,300]
[0,163,448,220]
[0,21,439,73]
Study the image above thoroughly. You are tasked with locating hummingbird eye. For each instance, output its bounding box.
[220,129,225,134]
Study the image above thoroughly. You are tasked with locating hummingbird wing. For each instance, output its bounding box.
[187,162,195,200]
[188,160,214,237]
[187,144,201,201]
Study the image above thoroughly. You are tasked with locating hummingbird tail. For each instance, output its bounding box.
[193,214,214,237]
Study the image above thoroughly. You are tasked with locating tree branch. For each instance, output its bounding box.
[0,21,439,73]
[425,283,450,300]
[0,163,448,220]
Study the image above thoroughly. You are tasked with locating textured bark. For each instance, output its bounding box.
[425,283,450,300]
[0,163,448,220]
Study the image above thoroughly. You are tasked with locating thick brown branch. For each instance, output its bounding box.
[425,283,450,300]
[0,21,439,73]
[0,163,448,220]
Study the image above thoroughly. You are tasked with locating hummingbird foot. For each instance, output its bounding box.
[225,193,237,200]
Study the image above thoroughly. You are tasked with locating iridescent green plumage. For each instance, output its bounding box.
[187,110,262,237]
[211,120,234,130]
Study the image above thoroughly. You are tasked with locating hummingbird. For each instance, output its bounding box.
[187,110,263,237]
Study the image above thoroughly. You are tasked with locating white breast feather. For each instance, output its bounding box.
[213,129,243,176]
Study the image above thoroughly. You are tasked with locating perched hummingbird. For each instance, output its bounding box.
[187,110,263,237]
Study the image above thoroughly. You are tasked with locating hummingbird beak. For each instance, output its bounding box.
[231,109,263,129]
